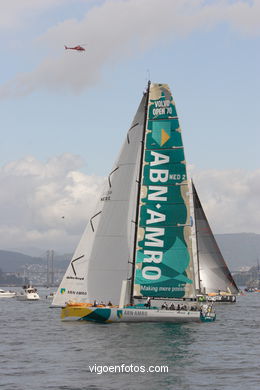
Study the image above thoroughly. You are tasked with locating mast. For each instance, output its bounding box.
[130,81,151,304]
[46,250,50,287]
[51,250,54,287]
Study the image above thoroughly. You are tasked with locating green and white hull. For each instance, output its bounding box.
[61,304,216,323]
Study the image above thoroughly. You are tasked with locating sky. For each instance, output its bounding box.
[0,0,259,255]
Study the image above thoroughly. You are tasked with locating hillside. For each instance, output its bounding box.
[215,233,260,271]
[0,250,70,273]
[0,250,43,272]
[0,233,259,273]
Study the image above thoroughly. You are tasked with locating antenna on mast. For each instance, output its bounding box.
[146,69,151,84]
[144,69,151,94]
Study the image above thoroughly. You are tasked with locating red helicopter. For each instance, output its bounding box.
[64,44,86,52]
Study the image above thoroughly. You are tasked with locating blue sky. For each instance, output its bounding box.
[0,0,259,253]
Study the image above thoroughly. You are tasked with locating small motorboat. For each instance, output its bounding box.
[206,293,236,303]
[16,285,40,301]
[46,292,56,299]
[0,288,16,298]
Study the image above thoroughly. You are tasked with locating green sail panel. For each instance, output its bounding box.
[141,184,187,205]
[146,119,182,149]
[133,83,196,299]
[143,161,187,186]
[144,149,185,164]
[134,225,194,298]
[148,92,178,120]
[139,203,188,227]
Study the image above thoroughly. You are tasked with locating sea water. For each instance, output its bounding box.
[1,288,260,390]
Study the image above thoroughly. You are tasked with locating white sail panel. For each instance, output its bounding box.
[86,96,146,304]
[52,94,146,306]
[51,201,103,307]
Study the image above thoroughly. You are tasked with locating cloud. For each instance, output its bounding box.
[0,154,104,252]
[0,0,79,30]
[0,0,260,98]
[0,155,259,253]
[192,168,260,234]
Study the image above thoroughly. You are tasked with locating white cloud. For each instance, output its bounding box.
[192,168,260,234]
[0,0,260,98]
[0,155,259,253]
[0,0,80,30]
[0,154,104,252]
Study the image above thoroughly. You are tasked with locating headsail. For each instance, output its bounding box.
[192,182,239,294]
[52,93,147,306]
[133,83,196,300]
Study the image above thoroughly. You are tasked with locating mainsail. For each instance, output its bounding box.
[133,83,196,300]
[192,182,239,294]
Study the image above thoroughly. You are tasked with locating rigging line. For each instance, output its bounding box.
[145,146,184,151]
[108,167,119,188]
[149,116,178,121]
[96,234,124,237]
[127,123,139,144]
[117,163,136,166]
[139,224,192,228]
[144,161,187,166]
[144,182,188,187]
[175,182,188,186]
[90,211,102,232]
[100,200,126,203]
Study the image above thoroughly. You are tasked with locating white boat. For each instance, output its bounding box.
[16,285,40,301]
[191,182,239,303]
[0,288,16,298]
[53,82,216,323]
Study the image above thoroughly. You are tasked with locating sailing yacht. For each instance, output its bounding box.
[52,82,215,323]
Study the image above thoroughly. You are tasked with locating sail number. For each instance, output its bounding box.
[169,174,186,181]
